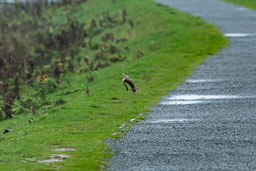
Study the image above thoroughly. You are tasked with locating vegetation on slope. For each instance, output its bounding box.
[0,0,131,119]
[0,0,228,170]
[222,0,256,10]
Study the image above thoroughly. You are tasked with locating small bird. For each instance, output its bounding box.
[28,118,34,123]
[31,107,36,115]
[86,84,90,95]
[3,129,11,135]
[122,73,139,93]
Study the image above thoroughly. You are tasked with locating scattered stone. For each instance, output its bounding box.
[99,165,106,169]
[130,118,136,122]
[119,123,126,129]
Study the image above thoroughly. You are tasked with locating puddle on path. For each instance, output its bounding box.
[236,7,248,11]
[147,119,198,124]
[37,158,64,163]
[161,100,204,105]
[25,147,76,164]
[224,33,254,37]
[161,95,256,105]
[186,79,222,83]
[168,95,242,100]
[51,154,71,158]
[51,148,76,152]
[26,154,71,163]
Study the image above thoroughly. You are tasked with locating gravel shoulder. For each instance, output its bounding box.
[107,0,256,170]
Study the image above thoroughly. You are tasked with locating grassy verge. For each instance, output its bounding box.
[222,0,256,10]
[0,0,228,170]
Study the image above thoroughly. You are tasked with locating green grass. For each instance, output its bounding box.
[0,0,228,170]
[222,0,256,10]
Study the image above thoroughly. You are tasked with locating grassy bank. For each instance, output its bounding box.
[222,0,256,10]
[0,0,228,170]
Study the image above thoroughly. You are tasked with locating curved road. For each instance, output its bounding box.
[108,0,256,170]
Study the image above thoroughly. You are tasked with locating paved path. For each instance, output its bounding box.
[107,0,256,170]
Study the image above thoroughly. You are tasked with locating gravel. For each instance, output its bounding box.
[107,0,256,170]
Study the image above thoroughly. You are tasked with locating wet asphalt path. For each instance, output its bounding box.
[107,0,256,170]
